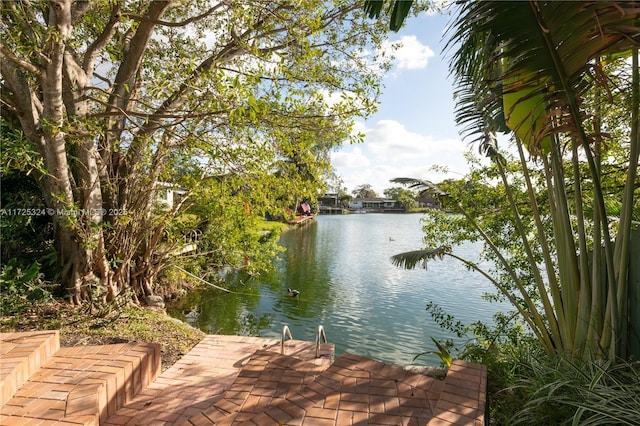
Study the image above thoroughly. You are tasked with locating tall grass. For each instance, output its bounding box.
[512,356,640,425]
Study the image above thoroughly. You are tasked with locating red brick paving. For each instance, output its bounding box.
[1,331,59,406]
[247,351,445,426]
[429,360,487,426]
[1,332,487,426]
[1,334,160,426]
[103,335,332,425]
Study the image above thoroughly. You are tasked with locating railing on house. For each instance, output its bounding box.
[172,230,202,256]
[183,229,202,244]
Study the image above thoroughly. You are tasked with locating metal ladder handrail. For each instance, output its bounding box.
[281,325,293,354]
[281,324,328,358]
[315,325,327,358]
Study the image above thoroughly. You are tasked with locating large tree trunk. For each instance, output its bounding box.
[2,0,115,305]
[40,0,84,303]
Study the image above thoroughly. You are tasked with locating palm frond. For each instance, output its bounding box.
[363,0,414,32]
[447,1,640,156]
[390,177,447,197]
[390,246,451,270]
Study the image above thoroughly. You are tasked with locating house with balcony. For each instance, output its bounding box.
[317,193,344,214]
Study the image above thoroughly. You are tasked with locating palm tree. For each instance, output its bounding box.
[370,1,640,360]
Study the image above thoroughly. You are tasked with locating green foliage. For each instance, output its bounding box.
[425,301,467,338]
[446,2,639,360]
[1,0,396,302]
[364,0,435,32]
[417,337,453,368]
[512,356,640,426]
[180,178,285,278]
[372,1,639,421]
[392,162,639,419]
[0,259,53,315]
[0,118,44,176]
[383,186,417,209]
[0,117,56,271]
[389,2,639,360]
[411,298,543,423]
[410,303,466,368]
[352,183,378,199]
[0,172,55,266]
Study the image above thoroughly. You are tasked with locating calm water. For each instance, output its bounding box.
[170,214,510,365]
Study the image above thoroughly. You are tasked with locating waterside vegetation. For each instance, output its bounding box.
[1,0,399,305]
[368,0,640,423]
[2,1,639,424]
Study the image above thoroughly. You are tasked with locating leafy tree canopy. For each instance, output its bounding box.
[352,183,378,199]
[1,0,397,304]
[383,186,416,209]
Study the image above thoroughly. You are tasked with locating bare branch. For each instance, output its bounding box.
[82,2,122,76]
[121,1,226,27]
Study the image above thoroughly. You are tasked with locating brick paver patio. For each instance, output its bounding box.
[1,332,486,425]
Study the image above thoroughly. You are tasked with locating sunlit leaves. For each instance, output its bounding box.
[1,0,396,301]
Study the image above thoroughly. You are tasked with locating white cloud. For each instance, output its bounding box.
[380,35,435,70]
[331,146,370,168]
[332,120,472,195]
[364,120,466,160]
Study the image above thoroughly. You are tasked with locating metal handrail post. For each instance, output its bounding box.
[281,325,293,354]
[315,325,327,358]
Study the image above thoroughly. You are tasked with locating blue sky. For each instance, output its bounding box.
[331,9,474,196]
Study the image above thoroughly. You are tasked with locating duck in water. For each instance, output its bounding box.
[287,288,300,297]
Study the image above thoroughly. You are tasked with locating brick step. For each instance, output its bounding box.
[427,360,487,426]
[2,333,488,425]
[255,352,445,426]
[0,335,161,426]
[0,330,60,406]
[177,350,445,425]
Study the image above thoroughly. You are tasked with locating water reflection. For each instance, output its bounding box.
[170,214,510,366]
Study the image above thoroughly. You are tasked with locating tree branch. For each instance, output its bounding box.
[121,1,226,27]
[0,43,41,75]
[70,0,94,23]
[82,1,122,76]
[106,1,172,117]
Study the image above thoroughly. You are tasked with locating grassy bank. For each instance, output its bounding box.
[0,300,204,371]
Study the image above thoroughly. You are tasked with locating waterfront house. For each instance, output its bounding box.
[415,196,442,209]
[156,182,187,209]
[348,197,402,212]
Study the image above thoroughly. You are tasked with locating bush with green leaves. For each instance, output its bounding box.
[416,301,541,424]
[0,259,53,315]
